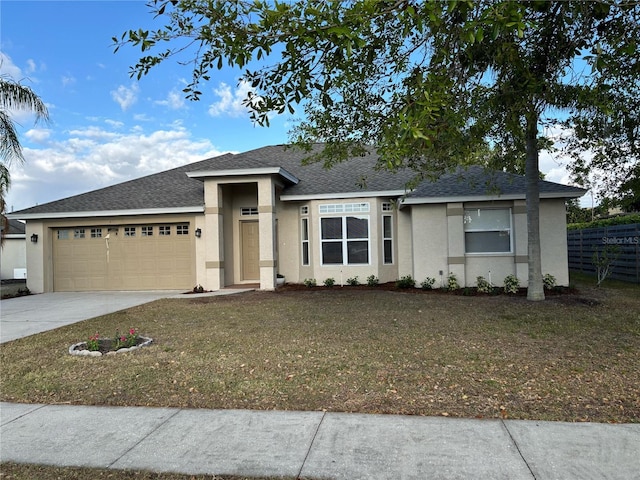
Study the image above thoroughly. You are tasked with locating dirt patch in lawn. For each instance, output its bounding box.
[1,282,638,423]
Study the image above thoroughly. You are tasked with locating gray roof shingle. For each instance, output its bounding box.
[406,165,585,200]
[11,145,585,217]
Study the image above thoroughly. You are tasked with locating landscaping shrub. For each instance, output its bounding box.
[504,274,520,294]
[395,275,415,289]
[421,277,436,290]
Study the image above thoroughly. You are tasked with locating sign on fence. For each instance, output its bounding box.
[567,223,640,284]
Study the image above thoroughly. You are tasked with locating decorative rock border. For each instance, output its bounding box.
[69,336,153,357]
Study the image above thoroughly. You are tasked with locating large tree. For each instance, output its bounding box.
[116,0,640,300]
[1,76,49,238]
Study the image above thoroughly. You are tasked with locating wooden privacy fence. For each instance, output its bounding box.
[567,223,640,284]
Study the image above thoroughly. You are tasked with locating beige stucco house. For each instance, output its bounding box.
[10,145,585,293]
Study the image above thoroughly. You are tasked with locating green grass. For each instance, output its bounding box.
[1,276,638,423]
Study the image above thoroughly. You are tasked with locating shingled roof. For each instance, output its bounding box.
[11,145,585,218]
[403,165,585,203]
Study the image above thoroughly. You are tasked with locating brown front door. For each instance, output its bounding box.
[241,221,260,281]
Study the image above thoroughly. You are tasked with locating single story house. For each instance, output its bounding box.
[1,217,27,280]
[10,144,585,293]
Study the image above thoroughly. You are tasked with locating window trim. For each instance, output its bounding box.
[382,214,393,264]
[463,207,513,254]
[301,217,310,266]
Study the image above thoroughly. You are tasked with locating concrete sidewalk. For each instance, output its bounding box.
[1,402,638,479]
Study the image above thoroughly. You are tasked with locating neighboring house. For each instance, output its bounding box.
[9,145,585,293]
[1,218,27,280]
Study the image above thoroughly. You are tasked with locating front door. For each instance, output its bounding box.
[241,221,260,281]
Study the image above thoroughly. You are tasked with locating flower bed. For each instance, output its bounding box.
[69,328,152,357]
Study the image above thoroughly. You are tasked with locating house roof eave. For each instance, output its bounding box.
[187,166,299,185]
[399,190,586,207]
[280,189,408,202]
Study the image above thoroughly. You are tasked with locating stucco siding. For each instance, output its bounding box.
[540,199,571,286]
[411,204,448,287]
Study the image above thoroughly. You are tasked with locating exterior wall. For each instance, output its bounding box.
[279,197,400,286]
[1,236,26,280]
[396,208,413,281]
[407,198,570,288]
[275,200,303,283]
[25,221,48,293]
[540,199,571,286]
[463,200,520,288]
[410,204,449,288]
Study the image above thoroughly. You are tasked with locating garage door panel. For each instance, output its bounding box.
[53,224,195,291]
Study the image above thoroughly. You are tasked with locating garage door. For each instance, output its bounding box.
[53,223,195,291]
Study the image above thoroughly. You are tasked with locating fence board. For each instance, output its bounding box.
[567,224,640,284]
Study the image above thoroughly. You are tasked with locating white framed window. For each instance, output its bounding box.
[382,215,393,264]
[159,225,171,236]
[319,202,370,214]
[300,205,309,215]
[57,229,70,240]
[241,207,258,216]
[74,228,85,239]
[382,202,393,212]
[90,228,102,238]
[301,218,310,266]
[141,226,153,237]
[177,224,189,235]
[320,215,369,265]
[124,227,136,237]
[464,208,512,253]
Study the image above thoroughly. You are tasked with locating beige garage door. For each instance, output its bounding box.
[53,224,195,291]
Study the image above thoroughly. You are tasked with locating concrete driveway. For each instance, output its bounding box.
[0,291,181,343]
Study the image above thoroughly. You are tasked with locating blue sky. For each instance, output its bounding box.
[2,1,582,213]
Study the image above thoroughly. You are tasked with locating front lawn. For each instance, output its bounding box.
[1,276,638,423]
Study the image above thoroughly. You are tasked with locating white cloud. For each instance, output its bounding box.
[61,74,76,87]
[208,80,255,117]
[24,128,51,143]
[5,125,228,211]
[155,89,186,110]
[0,52,23,79]
[111,84,139,111]
[25,59,36,74]
[105,119,124,129]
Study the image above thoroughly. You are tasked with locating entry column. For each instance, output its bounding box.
[204,181,225,290]
[258,178,276,290]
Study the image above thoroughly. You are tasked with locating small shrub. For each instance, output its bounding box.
[476,276,493,294]
[87,333,100,351]
[447,273,460,291]
[543,273,557,290]
[193,284,204,293]
[323,277,336,287]
[592,245,620,287]
[421,277,436,290]
[462,287,473,296]
[346,276,360,286]
[366,274,379,287]
[395,275,415,289]
[303,278,317,288]
[504,274,520,294]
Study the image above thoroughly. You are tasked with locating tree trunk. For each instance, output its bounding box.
[525,111,545,301]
